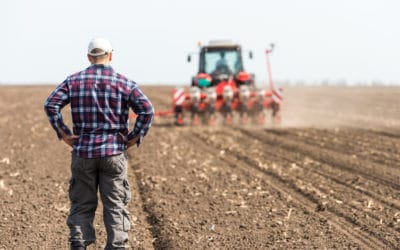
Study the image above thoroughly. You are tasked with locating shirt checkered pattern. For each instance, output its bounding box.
[44,64,154,158]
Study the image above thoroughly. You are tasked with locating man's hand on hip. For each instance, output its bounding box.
[126,136,140,149]
[59,129,79,148]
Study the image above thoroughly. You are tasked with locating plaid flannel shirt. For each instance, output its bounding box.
[44,64,154,158]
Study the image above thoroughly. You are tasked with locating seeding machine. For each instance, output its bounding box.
[152,40,282,126]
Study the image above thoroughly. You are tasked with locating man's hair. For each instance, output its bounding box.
[88,48,109,62]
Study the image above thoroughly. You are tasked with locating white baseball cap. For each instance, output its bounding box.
[88,37,113,56]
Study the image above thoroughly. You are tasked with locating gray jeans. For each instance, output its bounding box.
[67,152,131,249]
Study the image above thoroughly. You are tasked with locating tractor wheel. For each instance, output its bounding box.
[271,103,281,125]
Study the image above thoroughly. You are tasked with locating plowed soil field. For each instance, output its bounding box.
[0,85,399,249]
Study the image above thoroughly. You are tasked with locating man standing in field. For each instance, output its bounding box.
[44,38,154,249]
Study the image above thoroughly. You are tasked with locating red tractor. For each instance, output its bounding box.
[158,40,282,126]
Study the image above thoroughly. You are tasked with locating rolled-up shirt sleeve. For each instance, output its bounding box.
[44,80,72,139]
[127,85,154,146]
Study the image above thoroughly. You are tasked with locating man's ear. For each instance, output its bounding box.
[109,53,112,62]
[87,54,93,64]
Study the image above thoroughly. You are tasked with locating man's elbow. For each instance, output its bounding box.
[145,106,155,122]
[43,101,49,113]
[44,100,58,116]
[44,100,53,113]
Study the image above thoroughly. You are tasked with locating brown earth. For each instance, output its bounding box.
[0,85,399,249]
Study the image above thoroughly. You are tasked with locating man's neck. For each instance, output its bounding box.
[92,58,110,65]
[92,62,110,66]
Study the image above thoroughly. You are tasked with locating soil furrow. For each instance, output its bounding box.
[274,128,400,169]
[261,143,400,210]
[191,130,390,249]
[239,128,400,190]
[372,130,400,139]
[221,128,400,210]
[227,128,400,244]
[131,163,173,249]
[233,128,400,247]
[131,127,361,248]
[215,127,400,208]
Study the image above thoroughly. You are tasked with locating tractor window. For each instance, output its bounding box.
[204,50,242,75]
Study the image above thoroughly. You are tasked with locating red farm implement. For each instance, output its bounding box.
[135,40,282,126]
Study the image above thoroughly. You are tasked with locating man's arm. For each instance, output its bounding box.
[127,85,154,147]
[44,80,73,140]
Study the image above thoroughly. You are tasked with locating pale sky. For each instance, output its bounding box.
[1,0,399,86]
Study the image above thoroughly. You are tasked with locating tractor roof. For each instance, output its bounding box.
[206,40,241,49]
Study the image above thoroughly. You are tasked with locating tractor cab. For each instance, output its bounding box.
[189,40,254,88]
[140,40,281,126]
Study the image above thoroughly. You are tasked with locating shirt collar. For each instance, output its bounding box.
[88,64,114,71]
